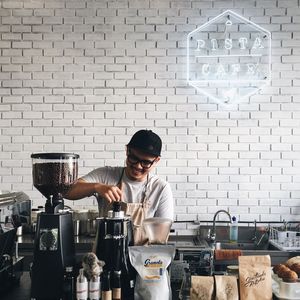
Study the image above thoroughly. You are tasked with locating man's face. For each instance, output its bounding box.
[125,147,160,181]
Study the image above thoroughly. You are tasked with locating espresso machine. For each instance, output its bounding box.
[0,191,31,293]
[94,202,135,299]
[30,153,79,300]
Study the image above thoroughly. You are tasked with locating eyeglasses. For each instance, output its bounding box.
[127,149,157,169]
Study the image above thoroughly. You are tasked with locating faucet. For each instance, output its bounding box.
[252,220,270,248]
[252,219,257,244]
[209,210,232,243]
[255,225,270,248]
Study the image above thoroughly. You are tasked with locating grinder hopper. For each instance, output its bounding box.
[31,153,79,213]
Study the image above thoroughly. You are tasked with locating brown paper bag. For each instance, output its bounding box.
[215,275,239,300]
[190,276,214,300]
[239,255,272,300]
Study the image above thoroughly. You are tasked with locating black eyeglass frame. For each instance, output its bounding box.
[126,148,158,169]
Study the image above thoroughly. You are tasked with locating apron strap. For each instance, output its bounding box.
[117,167,125,188]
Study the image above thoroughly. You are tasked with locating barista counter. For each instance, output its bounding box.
[0,271,284,300]
[5,234,295,300]
[18,233,298,271]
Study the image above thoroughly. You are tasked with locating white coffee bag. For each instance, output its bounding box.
[129,245,175,300]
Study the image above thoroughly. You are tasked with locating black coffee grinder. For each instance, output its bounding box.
[94,202,135,299]
[30,153,79,300]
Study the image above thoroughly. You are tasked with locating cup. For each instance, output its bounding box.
[31,222,37,234]
[277,231,287,244]
[87,219,97,236]
[73,220,80,236]
[16,225,22,236]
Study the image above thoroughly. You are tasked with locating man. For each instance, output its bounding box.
[66,129,174,221]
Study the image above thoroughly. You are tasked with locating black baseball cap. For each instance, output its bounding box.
[127,130,162,157]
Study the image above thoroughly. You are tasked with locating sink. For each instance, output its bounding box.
[217,241,263,250]
[212,240,295,267]
[218,242,257,250]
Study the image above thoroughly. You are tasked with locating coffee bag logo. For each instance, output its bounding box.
[244,271,266,287]
[187,10,271,104]
[144,258,163,268]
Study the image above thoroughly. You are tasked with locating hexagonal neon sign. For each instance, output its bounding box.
[187,10,271,104]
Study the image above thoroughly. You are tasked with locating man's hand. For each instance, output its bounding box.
[65,179,124,203]
[95,183,122,203]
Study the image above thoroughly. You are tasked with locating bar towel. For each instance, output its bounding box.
[214,249,242,261]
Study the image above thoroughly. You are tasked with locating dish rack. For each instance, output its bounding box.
[269,227,300,251]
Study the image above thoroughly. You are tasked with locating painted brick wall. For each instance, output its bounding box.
[1,0,300,225]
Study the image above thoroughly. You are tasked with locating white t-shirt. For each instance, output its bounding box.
[81,166,174,220]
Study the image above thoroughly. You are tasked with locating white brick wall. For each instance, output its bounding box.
[1,0,300,225]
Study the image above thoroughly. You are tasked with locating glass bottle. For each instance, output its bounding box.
[101,270,112,300]
[63,266,74,300]
[89,274,100,300]
[112,270,121,300]
[229,216,239,243]
[76,268,88,300]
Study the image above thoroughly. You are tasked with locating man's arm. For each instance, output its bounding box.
[65,178,122,203]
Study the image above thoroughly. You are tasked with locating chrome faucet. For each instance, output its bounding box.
[252,219,257,244]
[253,223,270,248]
[209,210,232,242]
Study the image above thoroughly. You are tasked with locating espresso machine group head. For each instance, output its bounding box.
[30,153,79,300]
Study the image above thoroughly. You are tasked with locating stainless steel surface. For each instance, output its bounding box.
[168,235,210,250]
[169,228,299,273]
[0,191,30,206]
[216,241,268,250]
[0,191,31,234]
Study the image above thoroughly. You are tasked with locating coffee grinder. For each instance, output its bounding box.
[94,202,135,299]
[30,153,79,300]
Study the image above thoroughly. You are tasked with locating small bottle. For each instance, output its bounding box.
[89,274,100,300]
[76,268,88,300]
[112,271,121,300]
[63,266,75,300]
[101,270,112,300]
[229,216,238,243]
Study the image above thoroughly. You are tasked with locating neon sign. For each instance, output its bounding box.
[187,10,271,104]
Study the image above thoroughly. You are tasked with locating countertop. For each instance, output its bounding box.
[7,234,297,299]
[1,272,283,300]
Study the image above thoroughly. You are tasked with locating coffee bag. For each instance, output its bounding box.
[190,276,214,300]
[215,275,238,300]
[129,245,175,300]
[239,255,272,300]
